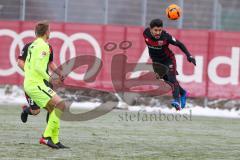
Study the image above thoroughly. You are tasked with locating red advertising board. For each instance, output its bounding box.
[0,21,240,99]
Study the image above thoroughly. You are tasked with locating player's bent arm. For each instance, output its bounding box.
[165,32,191,57]
[168,35,196,65]
[49,62,64,81]
[17,59,25,71]
[49,62,58,74]
[170,39,191,57]
[173,40,196,65]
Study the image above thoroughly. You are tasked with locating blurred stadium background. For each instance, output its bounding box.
[0,1,240,159]
[0,0,240,30]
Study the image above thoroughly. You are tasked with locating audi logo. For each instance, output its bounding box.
[0,29,102,80]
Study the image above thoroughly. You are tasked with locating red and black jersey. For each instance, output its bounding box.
[143,28,191,64]
[18,42,54,62]
[18,42,32,61]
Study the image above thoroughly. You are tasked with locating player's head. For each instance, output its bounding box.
[35,20,50,40]
[150,19,163,39]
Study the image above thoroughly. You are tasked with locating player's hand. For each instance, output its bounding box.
[56,70,65,81]
[57,71,65,82]
[187,56,196,66]
[50,76,63,85]
[57,74,64,82]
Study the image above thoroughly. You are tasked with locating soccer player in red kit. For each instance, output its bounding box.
[143,19,196,110]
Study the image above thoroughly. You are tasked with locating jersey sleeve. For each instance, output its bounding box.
[34,45,51,81]
[48,44,53,62]
[166,32,191,57]
[18,43,32,61]
[166,32,178,45]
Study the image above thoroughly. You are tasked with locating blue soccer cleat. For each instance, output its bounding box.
[171,99,181,111]
[180,91,188,109]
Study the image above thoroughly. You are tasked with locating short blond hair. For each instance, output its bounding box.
[35,20,49,37]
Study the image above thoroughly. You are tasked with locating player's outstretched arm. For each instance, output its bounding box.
[170,38,196,66]
[175,40,196,65]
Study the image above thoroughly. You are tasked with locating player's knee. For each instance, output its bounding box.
[48,94,66,111]
[31,109,40,115]
[168,75,178,84]
[47,107,54,113]
[45,104,54,113]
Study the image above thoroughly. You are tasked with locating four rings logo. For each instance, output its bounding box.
[0,29,101,80]
[0,29,117,121]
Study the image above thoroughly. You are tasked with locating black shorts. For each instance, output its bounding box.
[24,92,40,110]
[153,57,178,78]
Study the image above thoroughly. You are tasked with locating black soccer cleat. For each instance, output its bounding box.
[56,142,70,149]
[39,137,59,149]
[21,105,28,123]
